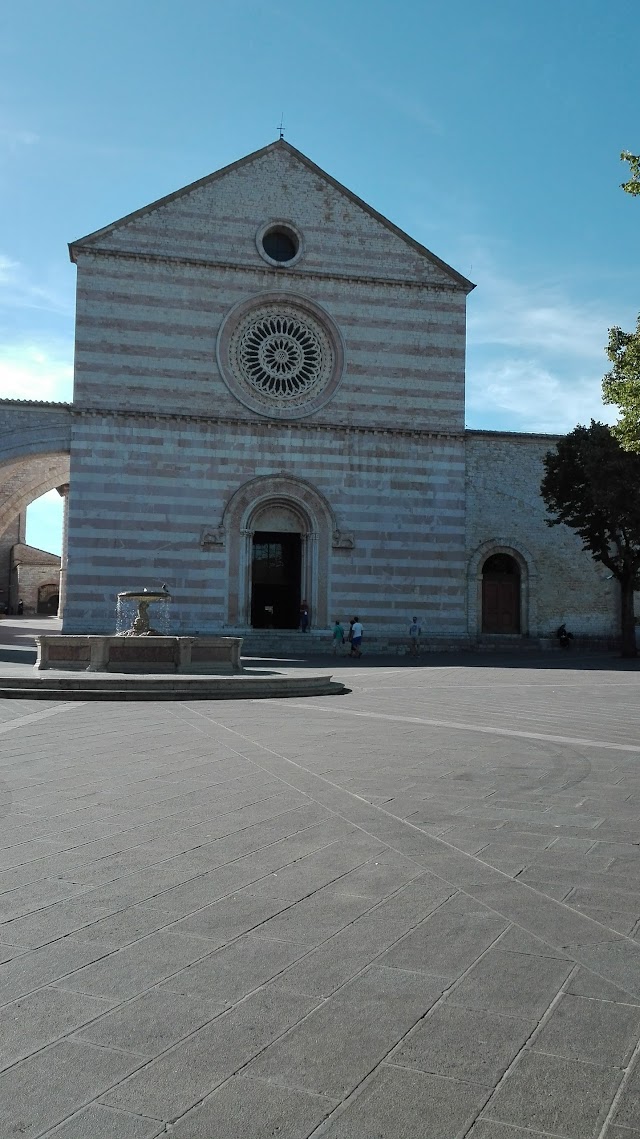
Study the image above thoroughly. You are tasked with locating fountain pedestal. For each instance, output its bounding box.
[34,635,243,674]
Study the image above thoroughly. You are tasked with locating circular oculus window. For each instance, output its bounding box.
[217,294,344,419]
[256,221,303,268]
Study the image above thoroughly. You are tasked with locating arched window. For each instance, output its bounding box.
[482,554,520,633]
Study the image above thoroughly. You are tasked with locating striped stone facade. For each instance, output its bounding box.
[64,411,467,635]
[48,139,617,643]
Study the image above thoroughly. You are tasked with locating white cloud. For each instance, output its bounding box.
[0,344,72,402]
[468,271,611,361]
[0,253,73,316]
[465,252,634,433]
[0,255,19,284]
[466,357,617,434]
[0,126,39,148]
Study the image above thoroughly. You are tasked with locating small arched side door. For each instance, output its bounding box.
[482,553,520,633]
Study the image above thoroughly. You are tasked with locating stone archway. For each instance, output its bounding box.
[468,539,536,637]
[221,475,336,629]
[481,553,521,633]
[0,454,70,538]
[0,400,71,537]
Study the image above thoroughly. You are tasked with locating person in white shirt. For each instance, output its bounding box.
[350,617,363,657]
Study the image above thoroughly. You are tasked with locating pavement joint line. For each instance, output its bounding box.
[37,1104,168,1139]
[357,680,640,690]
[0,817,398,986]
[0,701,87,736]
[0,821,357,956]
[0,783,297,838]
[34,849,459,1083]
[459,966,585,1138]
[0,826,522,1084]
[0,771,309,854]
[350,697,640,740]
[0,801,334,897]
[165,1070,336,1138]
[3,690,639,1136]
[257,699,640,754]
[595,1021,640,1137]
[171,704,640,1001]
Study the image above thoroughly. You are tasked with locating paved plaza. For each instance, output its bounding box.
[1,652,640,1137]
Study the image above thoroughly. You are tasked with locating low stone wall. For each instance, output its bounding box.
[34,635,243,673]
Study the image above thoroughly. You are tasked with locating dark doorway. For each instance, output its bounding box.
[37,584,60,615]
[251,531,301,629]
[482,553,521,633]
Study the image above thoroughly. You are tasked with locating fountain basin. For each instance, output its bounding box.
[34,635,243,674]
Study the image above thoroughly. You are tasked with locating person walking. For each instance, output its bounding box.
[408,617,421,656]
[331,619,345,654]
[350,616,363,658]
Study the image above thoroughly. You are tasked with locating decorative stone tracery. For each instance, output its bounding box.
[217,293,344,420]
[232,308,333,404]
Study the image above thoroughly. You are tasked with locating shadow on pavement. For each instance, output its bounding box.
[242,651,640,673]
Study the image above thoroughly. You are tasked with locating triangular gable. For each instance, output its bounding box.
[69,140,474,292]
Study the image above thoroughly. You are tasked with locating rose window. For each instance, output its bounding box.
[217,294,344,419]
[237,314,328,398]
[229,306,335,408]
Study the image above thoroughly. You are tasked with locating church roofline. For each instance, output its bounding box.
[68,139,475,293]
[465,427,562,441]
[12,541,61,563]
[0,398,71,409]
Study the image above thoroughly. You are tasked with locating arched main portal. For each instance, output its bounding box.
[482,553,521,633]
[221,475,336,629]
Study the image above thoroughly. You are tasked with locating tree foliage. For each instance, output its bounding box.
[602,314,640,451]
[621,151,640,196]
[541,421,640,656]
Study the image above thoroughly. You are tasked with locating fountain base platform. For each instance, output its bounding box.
[0,672,343,700]
[34,635,243,674]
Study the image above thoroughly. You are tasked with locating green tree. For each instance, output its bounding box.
[541,421,640,658]
[602,315,640,451]
[621,151,640,196]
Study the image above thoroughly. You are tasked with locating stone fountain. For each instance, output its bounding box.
[33,586,243,673]
[116,587,172,637]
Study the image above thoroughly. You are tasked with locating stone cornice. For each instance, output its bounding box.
[68,403,464,442]
[0,399,559,444]
[0,399,72,409]
[70,246,466,295]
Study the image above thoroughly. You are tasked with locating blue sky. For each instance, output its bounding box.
[1,0,639,554]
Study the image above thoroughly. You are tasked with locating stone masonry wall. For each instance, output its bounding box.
[0,516,22,612]
[71,146,467,435]
[63,413,466,636]
[73,256,466,435]
[466,432,617,637]
[10,543,60,614]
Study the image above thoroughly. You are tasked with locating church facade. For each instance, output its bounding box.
[45,140,617,645]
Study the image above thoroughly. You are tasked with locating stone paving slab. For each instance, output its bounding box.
[1,658,640,1135]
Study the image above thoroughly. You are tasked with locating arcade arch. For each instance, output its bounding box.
[0,454,70,538]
